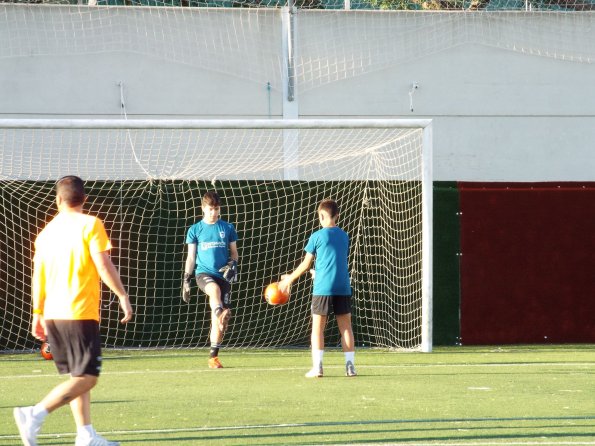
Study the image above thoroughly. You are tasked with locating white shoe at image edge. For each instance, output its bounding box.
[13,406,42,446]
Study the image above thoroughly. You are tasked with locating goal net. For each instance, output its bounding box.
[0,119,432,352]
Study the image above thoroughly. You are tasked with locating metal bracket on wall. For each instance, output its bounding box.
[409,82,419,112]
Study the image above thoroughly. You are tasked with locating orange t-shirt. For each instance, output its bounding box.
[33,212,111,321]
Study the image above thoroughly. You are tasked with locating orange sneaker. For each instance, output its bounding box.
[217,308,231,333]
[208,357,223,369]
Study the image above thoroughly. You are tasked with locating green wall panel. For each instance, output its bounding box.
[432,182,461,345]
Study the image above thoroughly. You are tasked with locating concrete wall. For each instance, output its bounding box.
[2,6,593,346]
[1,6,594,182]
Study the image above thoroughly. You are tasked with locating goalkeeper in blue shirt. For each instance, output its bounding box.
[183,191,239,369]
[279,199,356,378]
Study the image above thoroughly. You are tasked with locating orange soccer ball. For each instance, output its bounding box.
[40,341,53,360]
[264,282,290,306]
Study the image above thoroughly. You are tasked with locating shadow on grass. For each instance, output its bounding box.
[118,423,595,445]
[108,416,595,445]
[6,415,595,445]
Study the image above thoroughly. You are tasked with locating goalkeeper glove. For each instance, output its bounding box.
[182,272,193,303]
[219,259,238,283]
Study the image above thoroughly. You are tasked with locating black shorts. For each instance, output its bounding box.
[45,319,102,377]
[196,273,232,308]
[311,295,352,316]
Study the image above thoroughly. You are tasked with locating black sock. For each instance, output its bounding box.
[210,344,220,358]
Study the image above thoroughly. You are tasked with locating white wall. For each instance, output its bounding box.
[1,5,594,181]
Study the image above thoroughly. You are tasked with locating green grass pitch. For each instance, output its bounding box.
[1,345,594,445]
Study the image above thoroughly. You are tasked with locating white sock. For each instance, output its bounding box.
[32,404,48,421]
[77,425,95,439]
[312,349,324,368]
[345,351,355,364]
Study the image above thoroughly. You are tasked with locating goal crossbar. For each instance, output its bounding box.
[0,118,433,130]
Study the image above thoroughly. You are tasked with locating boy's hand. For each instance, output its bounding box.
[31,314,46,341]
[182,272,192,302]
[219,260,238,283]
[118,295,134,323]
[278,275,291,295]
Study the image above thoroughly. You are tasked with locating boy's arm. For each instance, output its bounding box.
[278,252,314,294]
[182,243,197,302]
[91,250,133,323]
[229,241,238,262]
[219,241,239,283]
[31,258,47,340]
[184,243,197,277]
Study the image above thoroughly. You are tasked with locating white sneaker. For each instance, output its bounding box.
[305,364,323,378]
[13,406,42,446]
[75,433,120,446]
[345,360,357,377]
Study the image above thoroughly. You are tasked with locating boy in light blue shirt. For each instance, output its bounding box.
[279,199,356,378]
[183,191,238,369]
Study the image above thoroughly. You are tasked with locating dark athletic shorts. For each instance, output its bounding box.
[311,295,352,316]
[45,319,102,377]
[196,273,232,308]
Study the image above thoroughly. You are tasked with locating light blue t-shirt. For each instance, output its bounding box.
[305,226,351,296]
[186,219,238,278]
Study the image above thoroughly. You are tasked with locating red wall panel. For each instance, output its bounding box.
[459,182,595,344]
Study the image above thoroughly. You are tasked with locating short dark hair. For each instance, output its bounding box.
[56,175,86,207]
[202,191,221,208]
[318,199,339,219]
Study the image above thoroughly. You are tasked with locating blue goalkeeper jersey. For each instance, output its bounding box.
[305,226,352,296]
[186,219,238,278]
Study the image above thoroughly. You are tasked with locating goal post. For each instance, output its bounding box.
[0,118,432,352]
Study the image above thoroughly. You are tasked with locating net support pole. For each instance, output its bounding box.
[421,122,433,353]
[282,0,296,104]
[281,2,299,180]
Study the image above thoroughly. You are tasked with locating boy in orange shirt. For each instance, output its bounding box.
[13,176,133,446]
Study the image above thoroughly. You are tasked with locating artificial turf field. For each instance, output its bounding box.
[1,345,594,445]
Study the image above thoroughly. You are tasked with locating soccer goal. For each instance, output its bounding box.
[0,118,432,352]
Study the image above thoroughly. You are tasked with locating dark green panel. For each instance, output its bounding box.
[432,181,461,345]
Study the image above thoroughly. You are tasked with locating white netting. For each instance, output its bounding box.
[0,6,593,98]
[0,119,431,351]
[298,11,595,92]
[0,6,284,90]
